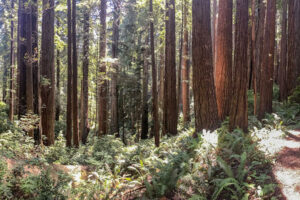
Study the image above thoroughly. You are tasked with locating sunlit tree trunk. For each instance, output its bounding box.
[192,0,220,133]
[40,0,55,146]
[9,0,15,121]
[215,0,232,120]
[229,0,249,132]
[98,0,108,136]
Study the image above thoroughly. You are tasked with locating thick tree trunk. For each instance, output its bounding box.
[212,0,217,69]
[40,0,55,146]
[9,0,15,121]
[141,37,149,140]
[229,0,249,132]
[215,0,232,120]
[258,0,276,119]
[98,0,108,136]
[181,0,190,125]
[72,0,79,147]
[163,0,177,136]
[111,0,120,136]
[81,10,90,144]
[32,0,38,117]
[66,0,73,147]
[192,0,220,133]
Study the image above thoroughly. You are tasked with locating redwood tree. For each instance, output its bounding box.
[215,0,232,120]
[40,0,55,146]
[258,0,276,119]
[279,0,288,101]
[181,0,190,124]
[229,0,249,132]
[192,0,219,133]
[66,0,72,147]
[163,0,177,136]
[98,0,108,136]
[80,8,90,144]
[9,0,15,121]
[141,37,149,139]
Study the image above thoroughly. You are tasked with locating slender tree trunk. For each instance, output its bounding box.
[111,0,120,136]
[9,0,15,121]
[150,0,159,147]
[229,0,249,132]
[141,37,149,140]
[215,0,232,120]
[177,2,183,116]
[192,0,220,133]
[98,0,108,136]
[72,0,79,147]
[258,0,276,119]
[163,0,177,136]
[3,62,7,102]
[66,0,73,147]
[181,0,190,125]
[81,9,90,144]
[32,0,38,117]
[251,0,257,114]
[40,0,55,146]
[56,49,60,121]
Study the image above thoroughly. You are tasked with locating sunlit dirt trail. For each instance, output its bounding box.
[272,130,300,200]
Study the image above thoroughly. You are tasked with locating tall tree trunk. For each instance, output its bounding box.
[32,0,38,117]
[150,0,159,147]
[9,0,15,121]
[192,0,219,133]
[72,0,79,147]
[258,0,276,119]
[111,0,120,136]
[141,37,149,140]
[212,0,217,69]
[81,9,90,144]
[40,0,55,146]
[181,0,190,125]
[66,0,73,147]
[177,2,183,116]
[98,0,108,136]
[279,0,287,101]
[229,0,249,132]
[254,0,265,114]
[3,62,7,102]
[56,49,60,121]
[163,0,177,136]
[215,0,232,120]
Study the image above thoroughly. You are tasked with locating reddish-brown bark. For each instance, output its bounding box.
[181,0,190,125]
[98,0,108,136]
[192,0,220,133]
[258,0,276,119]
[229,0,249,132]
[66,0,73,147]
[279,0,288,101]
[215,0,232,120]
[40,0,55,146]
[163,0,177,136]
[141,37,149,140]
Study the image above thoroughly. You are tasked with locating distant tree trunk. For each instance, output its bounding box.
[163,0,177,136]
[177,2,183,116]
[98,0,108,136]
[66,0,73,147]
[181,0,190,125]
[18,0,29,117]
[229,0,249,132]
[141,37,149,140]
[150,0,159,146]
[3,63,7,102]
[111,0,120,136]
[258,0,276,119]
[56,48,60,121]
[215,0,232,120]
[26,3,34,137]
[72,0,79,147]
[40,0,55,146]
[192,0,219,133]
[9,0,15,121]
[32,0,38,117]
[81,9,90,144]
[254,0,265,114]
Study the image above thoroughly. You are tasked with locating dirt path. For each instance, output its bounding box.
[272,130,300,200]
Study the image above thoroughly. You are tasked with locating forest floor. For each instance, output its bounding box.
[272,129,300,200]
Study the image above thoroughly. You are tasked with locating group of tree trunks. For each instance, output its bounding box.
[8,0,300,147]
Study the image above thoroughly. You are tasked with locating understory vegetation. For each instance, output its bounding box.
[1,87,299,199]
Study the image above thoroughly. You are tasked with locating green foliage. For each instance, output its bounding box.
[289,77,300,104]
